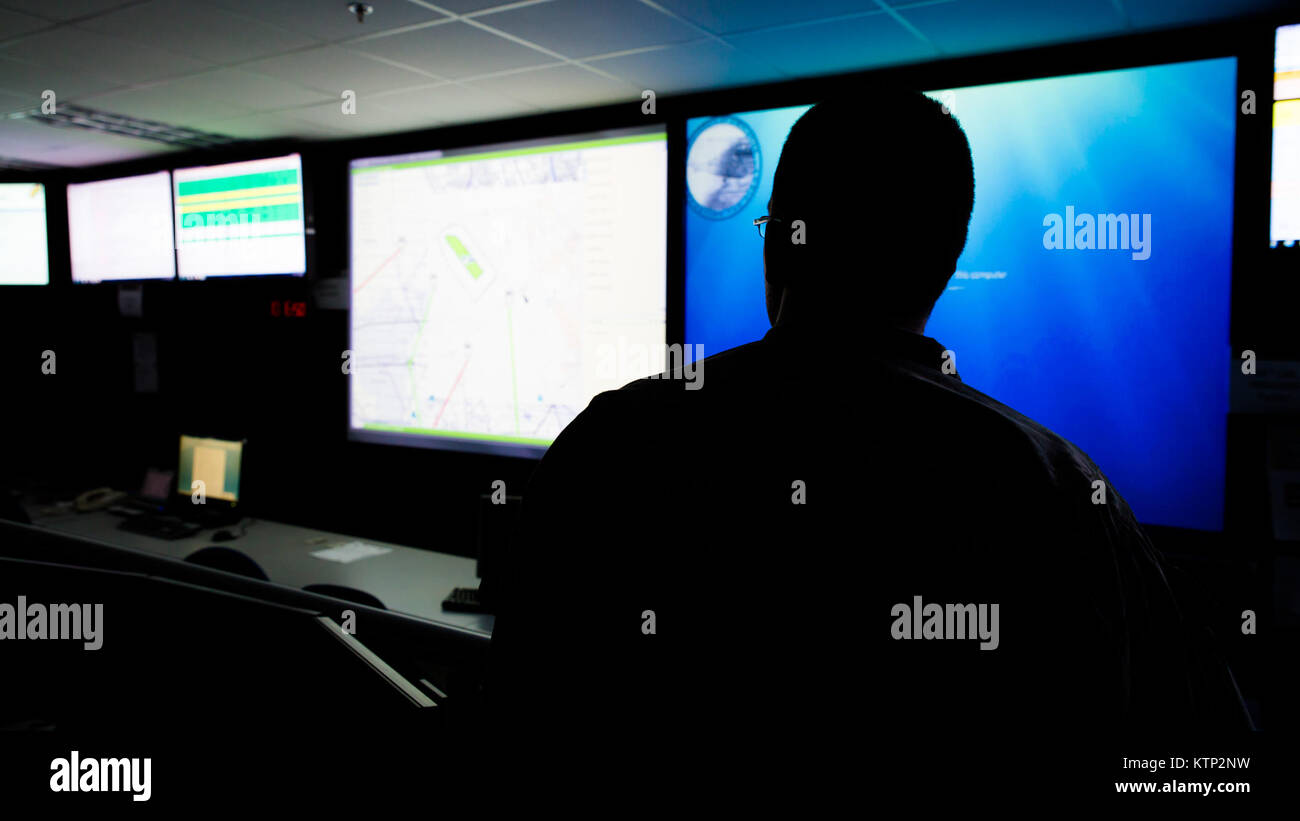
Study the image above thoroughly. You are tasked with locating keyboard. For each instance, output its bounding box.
[117,515,203,540]
[441,586,492,614]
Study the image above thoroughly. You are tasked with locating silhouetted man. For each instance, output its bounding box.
[490,91,1248,777]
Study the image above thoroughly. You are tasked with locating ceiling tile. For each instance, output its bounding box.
[483,0,701,59]
[0,0,137,23]
[369,81,537,126]
[77,79,256,125]
[76,66,336,127]
[1122,0,1291,31]
[350,20,553,80]
[0,53,128,101]
[75,0,321,64]
[0,6,51,40]
[307,93,450,135]
[724,12,936,77]
[89,67,335,113]
[280,98,387,134]
[585,39,786,95]
[0,86,27,112]
[0,0,1286,167]
[650,0,889,36]
[899,0,1123,57]
[241,44,435,97]
[0,25,215,85]
[198,67,335,110]
[430,0,523,13]
[464,64,642,110]
[208,0,447,43]
[202,105,354,139]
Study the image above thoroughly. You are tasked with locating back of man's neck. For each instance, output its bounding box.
[773,290,928,336]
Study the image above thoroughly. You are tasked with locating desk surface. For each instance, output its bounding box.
[31,508,494,638]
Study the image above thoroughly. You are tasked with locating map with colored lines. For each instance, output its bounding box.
[348,129,667,457]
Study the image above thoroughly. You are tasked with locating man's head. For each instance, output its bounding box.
[764,89,975,331]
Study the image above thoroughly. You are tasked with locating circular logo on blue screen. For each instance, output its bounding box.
[686,116,761,220]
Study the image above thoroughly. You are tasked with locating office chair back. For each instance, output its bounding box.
[185,546,269,581]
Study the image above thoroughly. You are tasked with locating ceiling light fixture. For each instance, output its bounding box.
[0,156,59,172]
[13,103,240,149]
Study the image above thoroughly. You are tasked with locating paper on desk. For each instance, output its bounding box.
[310,541,392,563]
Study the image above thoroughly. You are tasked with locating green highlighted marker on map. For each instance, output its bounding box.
[445,234,483,279]
[438,225,496,302]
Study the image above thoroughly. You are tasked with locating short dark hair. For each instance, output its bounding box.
[767,90,975,320]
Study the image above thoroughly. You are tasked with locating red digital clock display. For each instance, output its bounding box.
[271,300,307,317]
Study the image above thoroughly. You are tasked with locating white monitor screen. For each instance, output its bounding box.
[173,153,306,278]
[0,182,49,285]
[68,170,176,283]
[348,126,668,458]
[1273,23,1300,247]
[177,435,243,503]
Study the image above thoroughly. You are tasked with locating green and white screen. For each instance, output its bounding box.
[348,127,667,458]
[0,183,49,285]
[174,153,306,278]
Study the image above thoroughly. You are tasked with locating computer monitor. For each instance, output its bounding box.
[348,126,668,458]
[177,435,243,505]
[173,153,306,279]
[68,170,176,283]
[1272,23,1300,248]
[0,182,49,285]
[684,56,1236,531]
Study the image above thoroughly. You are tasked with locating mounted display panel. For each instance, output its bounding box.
[1272,22,1300,247]
[68,170,176,283]
[684,57,1237,531]
[173,153,306,279]
[0,182,49,285]
[348,126,668,458]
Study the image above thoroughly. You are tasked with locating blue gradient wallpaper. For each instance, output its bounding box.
[684,57,1236,531]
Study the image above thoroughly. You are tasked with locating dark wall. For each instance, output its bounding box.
[2,273,542,555]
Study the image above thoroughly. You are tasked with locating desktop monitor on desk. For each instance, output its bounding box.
[684,56,1236,532]
[114,436,245,536]
[177,435,244,507]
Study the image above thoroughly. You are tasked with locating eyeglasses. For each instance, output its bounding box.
[753,215,783,239]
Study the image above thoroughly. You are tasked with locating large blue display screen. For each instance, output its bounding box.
[684,57,1236,531]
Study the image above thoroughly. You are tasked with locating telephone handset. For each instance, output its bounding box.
[75,487,126,512]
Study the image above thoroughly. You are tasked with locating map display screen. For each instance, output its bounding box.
[348,127,667,458]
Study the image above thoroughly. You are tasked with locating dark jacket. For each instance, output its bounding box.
[489,321,1249,767]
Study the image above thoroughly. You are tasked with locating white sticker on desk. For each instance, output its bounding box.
[311,541,392,563]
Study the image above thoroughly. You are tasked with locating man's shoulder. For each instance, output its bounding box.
[565,331,1111,497]
[566,338,769,423]
[958,380,1099,476]
[616,337,769,393]
[888,357,1105,489]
